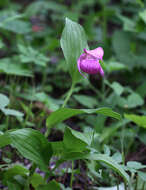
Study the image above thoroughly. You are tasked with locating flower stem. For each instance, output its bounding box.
[62,83,75,108]
[134,175,138,190]
[101,77,105,101]
[142,182,145,190]
[45,83,75,137]
[24,163,37,190]
[70,161,74,188]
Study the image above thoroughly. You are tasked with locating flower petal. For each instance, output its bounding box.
[85,47,104,60]
[99,65,104,76]
[77,56,87,78]
[80,59,101,74]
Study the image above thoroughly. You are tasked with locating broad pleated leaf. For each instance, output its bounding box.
[60,18,88,84]
[47,107,121,129]
[62,152,130,184]
[124,114,146,128]
[8,128,52,171]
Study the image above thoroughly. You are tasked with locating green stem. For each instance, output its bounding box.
[70,161,74,188]
[142,182,145,190]
[101,77,105,101]
[61,83,75,108]
[88,81,103,99]
[124,182,127,190]
[24,163,37,189]
[44,128,50,138]
[45,83,75,137]
[91,129,96,148]
[44,173,49,182]
[117,183,119,190]
[134,174,138,190]
[116,174,119,190]
[29,163,37,176]
[121,123,125,165]
[121,124,127,190]
[42,68,47,90]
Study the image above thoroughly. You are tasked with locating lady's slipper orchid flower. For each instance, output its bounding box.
[77,47,104,78]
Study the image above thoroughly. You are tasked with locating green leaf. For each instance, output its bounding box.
[7,181,21,190]
[50,141,64,156]
[1,20,31,34]
[8,128,53,171]
[112,30,146,69]
[91,154,130,183]
[0,133,11,148]
[62,153,130,184]
[37,180,60,190]
[3,164,28,182]
[105,60,127,72]
[98,184,124,190]
[2,165,28,190]
[127,161,146,170]
[46,107,121,129]
[34,92,60,111]
[139,9,146,24]
[0,93,9,109]
[73,94,98,108]
[18,44,49,67]
[0,11,30,34]
[100,119,129,142]
[0,93,23,117]
[126,93,144,108]
[138,171,146,182]
[111,82,124,96]
[60,17,88,84]
[51,128,92,155]
[0,11,24,25]
[139,130,146,145]
[2,108,24,117]
[63,127,88,151]
[25,1,67,16]
[0,38,4,48]
[31,173,46,188]
[118,93,144,109]
[124,114,146,128]
[118,15,136,32]
[112,31,134,69]
[112,31,131,56]
[71,128,93,146]
[0,58,33,77]
[136,81,146,98]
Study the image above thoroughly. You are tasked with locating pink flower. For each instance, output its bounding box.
[77,47,104,78]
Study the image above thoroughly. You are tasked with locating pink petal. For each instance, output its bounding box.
[80,59,101,74]
[85,47,104,60]
[99,66,104,76]
[77,57,87,78]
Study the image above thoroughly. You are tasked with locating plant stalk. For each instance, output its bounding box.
[24,163,37,190]
[142,182,145,190]
[70,161,74,188]
[134,174,138,190]
[45,83,75,137]
[62,83,75,108]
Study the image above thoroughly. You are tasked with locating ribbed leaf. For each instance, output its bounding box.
[124,114,146,128]
[46,107,121,129]
[36,180,60,190]
[60,18,88,84]
[8,129,52,171]
[0,93,9,109]
[62,152,130,184]
[0,133,11,148]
